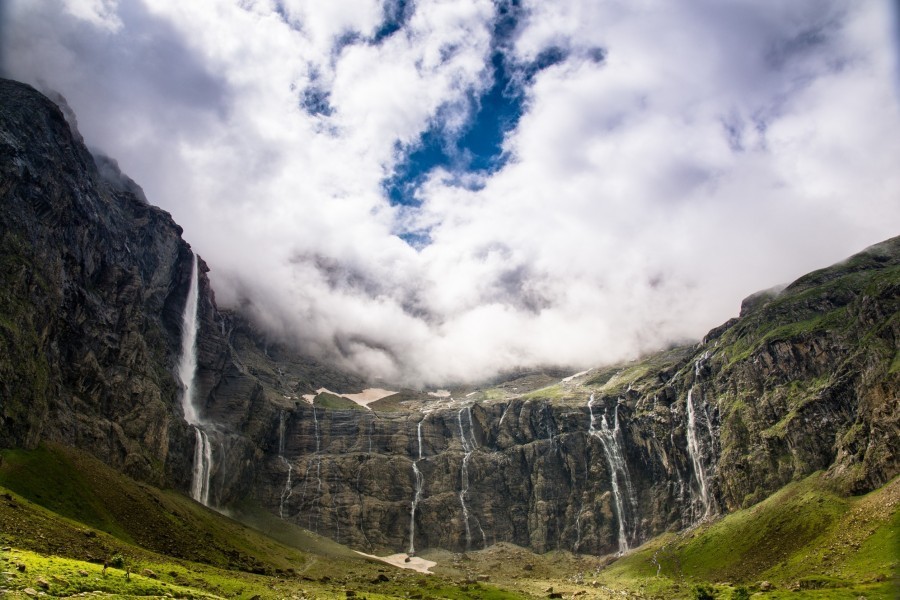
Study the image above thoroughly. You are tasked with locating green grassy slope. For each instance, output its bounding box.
[0,444,324,573]
[599,473,899,599]
[0,444,531,599]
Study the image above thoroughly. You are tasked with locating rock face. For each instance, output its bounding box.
[0,79,363,497]
[0,78,199,484]
[1,79,897,557]
[259,241,899,554]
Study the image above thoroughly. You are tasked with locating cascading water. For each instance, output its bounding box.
[685,352,715,522]
[278,410,294,519]
[178,255,200,426]
[685,389,710,521]
[574,504,586,553]
[313,406,323,531]
[498,402,511,427]
[408,418,425,554]
[297,406,324,531]
[190,427,212,505]
[588,394,637,555]
[177,254,213,506]
[457,406,486,550]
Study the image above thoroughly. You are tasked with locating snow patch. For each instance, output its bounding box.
[562,370,590,383]
[354,551,436,574]
[302,387,397,409]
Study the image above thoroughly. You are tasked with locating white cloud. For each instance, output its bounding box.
[3,0,899,386]
[62,0,123,31]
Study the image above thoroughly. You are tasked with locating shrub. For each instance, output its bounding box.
[731,586,750,600]
[693,584,716,600]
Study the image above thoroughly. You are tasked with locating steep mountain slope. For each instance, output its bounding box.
[0,78,192,483]
[0,78,897,562]
[0,77,362,499]
[600,472,899,598]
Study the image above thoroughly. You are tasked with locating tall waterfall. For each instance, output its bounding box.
[686,389,710,520]
[178,254,201,426]
[686,353,714,522]
[588,394,637,555]
[457,406,485,550]
[408,418,425,554]
[278,410,294,519]
[177,254,212,506]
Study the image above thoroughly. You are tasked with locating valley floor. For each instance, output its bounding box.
[0,445,897,599]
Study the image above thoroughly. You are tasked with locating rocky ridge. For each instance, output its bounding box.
[1,79,897,557]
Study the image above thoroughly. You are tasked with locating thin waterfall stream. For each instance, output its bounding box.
[457,406,486,550]
[408,418,425,554]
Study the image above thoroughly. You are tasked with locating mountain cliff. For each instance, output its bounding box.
[1,78,897,558]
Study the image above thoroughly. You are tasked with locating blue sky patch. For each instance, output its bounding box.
[374,0,414,44]
[384,0,575,216]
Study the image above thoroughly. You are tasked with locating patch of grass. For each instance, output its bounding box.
[480,388,512,401]
[598,473,899,599]
[0,482,540,599]
[0,445,133,541]
[585,365,621,388]
[521,383,568,400]
[314,391,368,410]
[599,364,651,393]
[0,444,320,571]
[583,346,693,397]
[226,501,361,560]
[368,390,422,412]
[0,548,221,599]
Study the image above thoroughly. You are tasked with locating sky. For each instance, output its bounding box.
[3,0,900,386]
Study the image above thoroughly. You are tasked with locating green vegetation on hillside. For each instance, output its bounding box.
[0,444,535,599]
[598,473,899,599]
[1,445,896,599]
[313,391,368,410]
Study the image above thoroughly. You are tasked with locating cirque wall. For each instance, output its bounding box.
[1,79,897,556]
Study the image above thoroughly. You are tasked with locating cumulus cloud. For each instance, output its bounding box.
[3,0,899,386]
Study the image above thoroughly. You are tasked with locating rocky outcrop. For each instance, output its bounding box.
[1,78,897,558]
